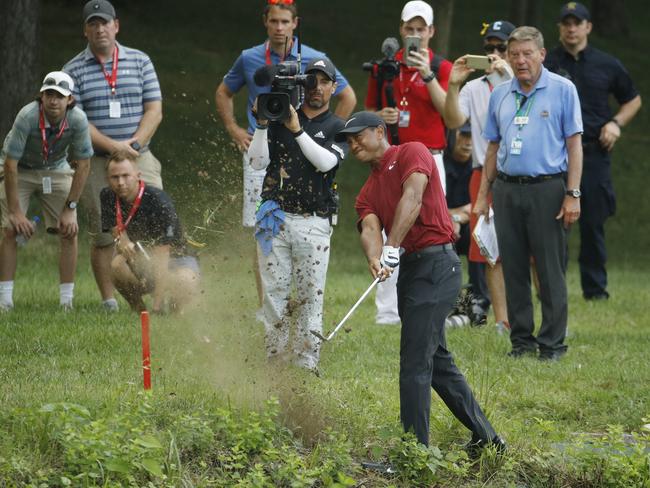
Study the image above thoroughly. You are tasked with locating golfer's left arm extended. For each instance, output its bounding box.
[360,214,384,277]
[385,172,428,248]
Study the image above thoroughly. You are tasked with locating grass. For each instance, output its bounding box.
[1,0,648,485]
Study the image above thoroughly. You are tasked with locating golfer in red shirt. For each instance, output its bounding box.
[336,111,504,453]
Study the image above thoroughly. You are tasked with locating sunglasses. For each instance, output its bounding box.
[484,44,507,54]
[43,77,71,91]
[268,0,294,4]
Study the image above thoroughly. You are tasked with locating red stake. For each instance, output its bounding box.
[141,311,152,390]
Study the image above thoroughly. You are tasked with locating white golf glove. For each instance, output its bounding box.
[380,245,400,268]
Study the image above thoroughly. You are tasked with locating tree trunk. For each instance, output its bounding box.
[433,0,455,57]
[510,0,542,27]
[592,0,629,37]
[0,0,40,138]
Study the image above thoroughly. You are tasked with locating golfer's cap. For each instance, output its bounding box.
[401,1,433,26]
[305,57,336,82]
[483,20,516,41]
[335,111,386,142]
[40,71,74,97]
[558,2,590,22]
[83,0,116,23]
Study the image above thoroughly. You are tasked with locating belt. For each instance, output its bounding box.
[402,243,455,263]
[496,171,565,185]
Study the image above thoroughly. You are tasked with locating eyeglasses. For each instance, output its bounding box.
[268,0,294,4]
[484,44,507,54]
[43,78,71,91]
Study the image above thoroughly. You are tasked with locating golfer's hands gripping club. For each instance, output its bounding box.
[372,245,400,281]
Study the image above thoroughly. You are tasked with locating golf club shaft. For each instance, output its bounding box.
[325,275,382,340]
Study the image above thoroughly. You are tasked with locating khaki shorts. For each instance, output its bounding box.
[82,150,163,246]
[0,168,74,230]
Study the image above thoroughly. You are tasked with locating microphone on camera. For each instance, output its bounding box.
[253,65,281,87]
[381,37,400,59]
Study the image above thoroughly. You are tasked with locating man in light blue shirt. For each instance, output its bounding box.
[474,26,583,361]
[215,0,356,308]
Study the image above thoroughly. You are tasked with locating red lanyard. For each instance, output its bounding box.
[39,105,68,163]
[116,180,145,234]
[264,39,292,65]
[97,45,119,95]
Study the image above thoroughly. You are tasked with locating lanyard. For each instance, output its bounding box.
[398,70,419,97]
[514,92,535,129]
[97,45,119,95]
[39,105,68,163]
[264,39,293,65]
[116,180,145,234]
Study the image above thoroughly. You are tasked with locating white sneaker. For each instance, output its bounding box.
[61,302,73,312]
[102,299,119,312]
[376,314,400,325]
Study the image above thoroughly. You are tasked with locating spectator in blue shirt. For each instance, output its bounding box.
[215,0,356,309]
[474,26,583,361]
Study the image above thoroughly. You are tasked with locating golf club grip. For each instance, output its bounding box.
[327,276,381,339]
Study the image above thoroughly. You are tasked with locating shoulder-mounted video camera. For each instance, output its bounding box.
[254,61,316,122]
[362,37,401,82]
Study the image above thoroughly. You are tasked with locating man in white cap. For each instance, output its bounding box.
[0,71,92,311]
[364,0,452,325]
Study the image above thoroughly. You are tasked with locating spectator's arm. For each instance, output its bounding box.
[333,85,357,119]
[216,82,252,152]
[132,100,163,148]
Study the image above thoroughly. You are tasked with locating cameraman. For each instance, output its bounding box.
[247,58,348,372]
[215,0,356,310]
[366,0,452,326]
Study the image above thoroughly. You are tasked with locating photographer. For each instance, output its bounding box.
[100,151,200,314]
[0,71,92,311]
[247,58,348,372]
[443,20,516,331]
[215,0,356,311]
[365,1,452,326]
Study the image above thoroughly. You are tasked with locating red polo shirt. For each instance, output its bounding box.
[355,142,455,254]
[365,48,452,150]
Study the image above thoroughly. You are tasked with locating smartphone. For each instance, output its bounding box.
[465,55,491,70]
[404,36,421,66]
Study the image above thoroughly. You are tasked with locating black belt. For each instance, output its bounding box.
[496,171,565,185]
[402,243,455,263]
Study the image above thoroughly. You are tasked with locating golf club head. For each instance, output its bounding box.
[310,329,329,341]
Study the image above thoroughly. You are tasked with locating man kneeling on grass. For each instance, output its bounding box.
[100,150,200,313]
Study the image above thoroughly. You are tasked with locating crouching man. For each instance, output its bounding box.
[100,150,200,313]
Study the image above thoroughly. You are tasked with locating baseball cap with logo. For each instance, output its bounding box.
[401,1,434,26]
[558,2,591,21]
[40,71,75,97]
[483,20,516,41]
[306,58,337,81]
[83,0,117,23]
[335,111,386,142]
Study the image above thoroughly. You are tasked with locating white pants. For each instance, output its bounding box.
[258,213,331,370]
[375,154,445,324]
[243,153,266,228]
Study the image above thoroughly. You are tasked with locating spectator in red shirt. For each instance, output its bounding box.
[336,111,504,454]
[365,0,452,325]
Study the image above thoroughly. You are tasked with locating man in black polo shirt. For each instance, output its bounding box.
[100,151,200,313]
[247,57,348,371]
[545,2,642,300]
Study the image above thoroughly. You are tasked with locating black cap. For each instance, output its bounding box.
[305,58,337,81]
[335,111,386,142]
[558,2,591,21]
[83,0,116,23]
[483,20,516,41]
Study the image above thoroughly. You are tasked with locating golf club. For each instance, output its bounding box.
[311,275,382,342]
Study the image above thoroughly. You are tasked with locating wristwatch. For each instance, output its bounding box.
[566,189,581,198]
[130,141,142,151]
[451,214,462,223]
[65,200,78,210]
